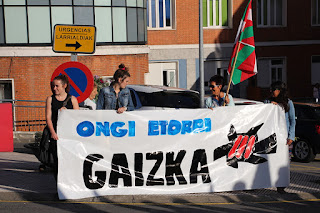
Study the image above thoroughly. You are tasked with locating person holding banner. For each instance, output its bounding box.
[264,81,295,194]
[45,74,79,177]
[97,64,134,113]
[205,75,234,109]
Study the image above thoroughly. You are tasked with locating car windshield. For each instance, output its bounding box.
[314,107,320,118]
[295,104,320,120]
[136,91,200,108]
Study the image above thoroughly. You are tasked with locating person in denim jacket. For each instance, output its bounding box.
[264,81,295,194]
[97,64,134,113]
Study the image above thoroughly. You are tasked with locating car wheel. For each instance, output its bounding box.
[293,140,316,163]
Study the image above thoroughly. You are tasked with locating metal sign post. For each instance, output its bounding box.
[71,53,78,62]
[199,0,204,108]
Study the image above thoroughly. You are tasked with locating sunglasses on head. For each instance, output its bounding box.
[209,84,220,89]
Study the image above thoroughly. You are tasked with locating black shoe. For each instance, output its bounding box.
[277,187,287,194]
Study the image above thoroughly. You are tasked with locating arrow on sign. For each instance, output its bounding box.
[66,41,82,50]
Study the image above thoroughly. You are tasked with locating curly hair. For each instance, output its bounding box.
[209,75,224,87]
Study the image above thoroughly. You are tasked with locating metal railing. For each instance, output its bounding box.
[0,99,46,132]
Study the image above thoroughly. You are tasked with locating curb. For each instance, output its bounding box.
[1,191,320,203]
[13,131,36,143]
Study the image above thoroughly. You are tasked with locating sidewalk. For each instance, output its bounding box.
[0,138,320,203]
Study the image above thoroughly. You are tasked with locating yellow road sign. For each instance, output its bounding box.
[53,24,96,54]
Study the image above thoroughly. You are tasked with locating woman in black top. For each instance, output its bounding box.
[45,74,79,177]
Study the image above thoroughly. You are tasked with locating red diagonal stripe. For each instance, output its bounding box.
[244,136,256,159]
[241,36,255,47]
[228,135,243,159]
[61,70,84,97]
[236,135,249,159]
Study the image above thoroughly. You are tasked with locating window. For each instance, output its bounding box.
[147,0,174,29]
[257,0,286,27]
[271,59,283,83]
[312,0,320,26]
[146,62,178,87]
[0,79,13,102]
[203,0,231,28]
[204,60,229,93]
[135,91,200,108]
[257,58,286,88]
[0,0,147,45]
[312,56,320,85]
[163,69,176,87]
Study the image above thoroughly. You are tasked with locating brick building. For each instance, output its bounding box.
[1,0,320,104]
[0,0,148,104]
[147,0,320,100]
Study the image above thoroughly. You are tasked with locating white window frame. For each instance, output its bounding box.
[270,61,284,83]
[147,0,175,30]
[257,0,287,28]
[257,57,286,88]
[204,0,232,29]
[163,69,176,87]
[312,0,320,26]
[0,78,14,101]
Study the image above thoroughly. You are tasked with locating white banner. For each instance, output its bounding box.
[57,104,289,200]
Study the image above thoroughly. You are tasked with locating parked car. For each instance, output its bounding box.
[127,85,201,110]
[204,94,263,106]
[293,102,320,162]
[128,85,263,110]
[233,98,263,106]
[292,97,318,103]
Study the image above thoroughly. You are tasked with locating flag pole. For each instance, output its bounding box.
[223,42,241,106]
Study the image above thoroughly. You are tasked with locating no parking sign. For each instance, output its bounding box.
[51,62,93,103]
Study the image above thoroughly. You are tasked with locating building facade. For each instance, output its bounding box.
[1,0,320,103]
[146,0,320,99]
[0,0,148,103]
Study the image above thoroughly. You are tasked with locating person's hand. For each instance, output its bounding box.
[60,107,67,111]
[287,139,293,145]
[271,101,278,105]
[51,132,59,140]
[117,107,127,114]
[224,94,230,104]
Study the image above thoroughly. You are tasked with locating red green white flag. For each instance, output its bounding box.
[228,0,257,85]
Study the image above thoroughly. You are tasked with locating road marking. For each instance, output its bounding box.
[0,198,319,205]
[291,164,320,170]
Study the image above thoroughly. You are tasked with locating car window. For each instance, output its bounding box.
[129,90,137,108]
[295,105,320,120]
[136,91,200,108]
[313,107,320,118]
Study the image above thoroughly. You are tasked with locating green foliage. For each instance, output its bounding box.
[94,75,111,102]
